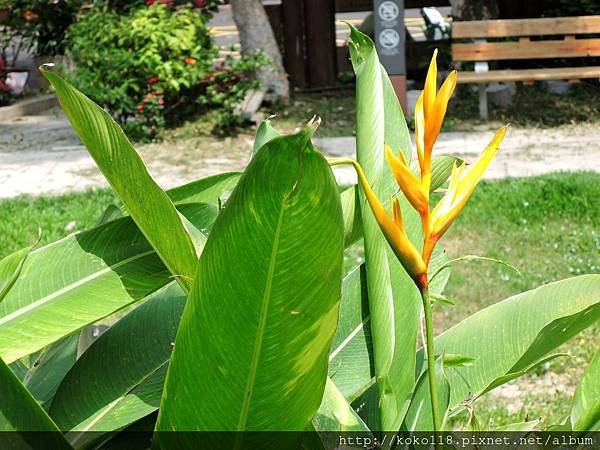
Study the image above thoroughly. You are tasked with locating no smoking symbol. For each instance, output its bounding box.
[378,1,399,22]
[379,29,400,49]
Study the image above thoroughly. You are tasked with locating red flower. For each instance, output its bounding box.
[146,0,155,5]
[22,9,39,21]
[137,104,144,112]
[148,75,159,84]
[185,57,196,65]
[158,98,164,105]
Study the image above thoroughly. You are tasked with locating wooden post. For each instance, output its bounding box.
[390,75,407,113]
[373,0,407,113]
[304,0,338,87]
[281,0,307,88]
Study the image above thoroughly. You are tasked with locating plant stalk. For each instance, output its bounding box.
[421,286,441,433]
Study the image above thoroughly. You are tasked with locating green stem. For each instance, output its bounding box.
[421,286,441,433]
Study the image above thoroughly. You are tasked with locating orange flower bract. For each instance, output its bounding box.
[355,51,507,288]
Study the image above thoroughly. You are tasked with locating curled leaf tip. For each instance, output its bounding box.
[39,63,55,72]
[307,115,321,131]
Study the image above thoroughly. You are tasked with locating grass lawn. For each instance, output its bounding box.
[1,172,598,428]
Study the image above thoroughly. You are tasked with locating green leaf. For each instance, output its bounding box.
[477,353,568,399]
[327,245,450,424]
[349,24,419,431]
[156,129,344,449]
[411,156,464,193]
[50,284,185,448]
[0,203,217,364]
[253,116,281,154]
[572,351,600,431]
[443,354,475,368]
[43,69,197,291]
[166,172,240,206]
[340,186,363,248]
[10,334,79,411]
[0,244,36,303]
[403,356,450,432]
[422,275,600,408]
[314,378,373,433]
[0,357,71,449]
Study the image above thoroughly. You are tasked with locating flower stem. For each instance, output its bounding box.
[421,286,441,432]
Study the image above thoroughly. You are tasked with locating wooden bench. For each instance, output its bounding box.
[451,15,600,119]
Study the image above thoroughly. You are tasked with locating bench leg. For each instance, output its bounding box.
[478,84,488,120]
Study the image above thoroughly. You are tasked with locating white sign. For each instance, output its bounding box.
[378,28,400,49]
[378,1,400,22]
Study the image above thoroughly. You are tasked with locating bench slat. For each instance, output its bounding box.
[453,38,600,61]
[452,16,600,38]
[456,66,600,84]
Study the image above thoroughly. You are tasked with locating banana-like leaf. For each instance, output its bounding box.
[313,378,372,433]
[43,70,197,291]
[349,25,420,431]
[0,203,217,363]
[50,284,185,448]
[402,356,450,432]
[0,357,71,449]
[10,334,79,411]
[253,116,281,154]
[313,378,374,449]
[156,128,344,450]
[0,244,35,303]
[166,172,240,206]
[340,186,363,248]
[253,117,364,251]
[572,351,600,431]
[418,275,600,409]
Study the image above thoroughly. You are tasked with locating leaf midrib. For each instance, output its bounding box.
[235,204,286,433]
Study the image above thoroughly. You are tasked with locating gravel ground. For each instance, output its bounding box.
[1,108,599,198]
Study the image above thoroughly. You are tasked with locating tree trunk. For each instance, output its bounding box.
[449,0,500,20]
[230,0,289,99]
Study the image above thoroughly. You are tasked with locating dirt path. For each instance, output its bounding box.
[1,109,599,198]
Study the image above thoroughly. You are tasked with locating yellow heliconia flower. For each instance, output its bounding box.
[430,126,508,239]
[353,50,507,289]
[351,161,427,283]
[385,145,428,215]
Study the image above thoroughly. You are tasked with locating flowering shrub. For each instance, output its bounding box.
[199,51,271,136]
[0,0,83,56]
[67,3,217,141]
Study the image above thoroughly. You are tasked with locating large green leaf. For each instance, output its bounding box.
[572,351,600,431]
[49,284,185,448]
[0,357,71,449]
[402,356,450,431]
[0,244,35,303]
[0,203,217,364]
[43,70,197,291]
[166,172,239,206]
[10,334,79,411]
[420,275,600,409]
[156,129,344,449]
[253,116,281,154]
[313,378,372,433]
[350,28,419,431]
[340,187,363,248]
[327,245,449,410]
[349,25,420,431]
